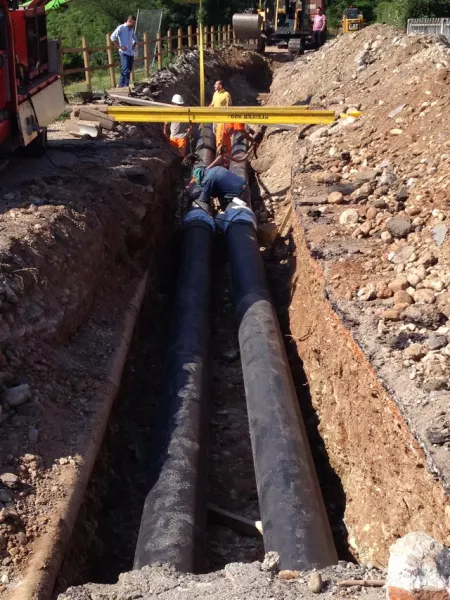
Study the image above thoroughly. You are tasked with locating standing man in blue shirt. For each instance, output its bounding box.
[111,16,137,88]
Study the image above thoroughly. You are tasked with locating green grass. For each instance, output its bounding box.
[55,109,72,121]
[64,67,150,99]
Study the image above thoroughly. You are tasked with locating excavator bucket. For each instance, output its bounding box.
[232,13,264,50]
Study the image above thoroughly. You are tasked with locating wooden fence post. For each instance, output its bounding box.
[82,35,92,92]
[106,32,116,88]
[58,36,64,86]
[228,24,233,43]
[188,24,193,49]
[143,31,150,77]
[167,28,172,59]
[225,24,230,44]
[178,27,183,55]
[204,25,209,47]
[210,25,215,49]
[157,31,162,70]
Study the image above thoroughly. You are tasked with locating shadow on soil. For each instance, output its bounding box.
[54,236,179,594]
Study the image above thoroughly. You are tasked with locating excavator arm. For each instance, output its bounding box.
[21,0,72,10]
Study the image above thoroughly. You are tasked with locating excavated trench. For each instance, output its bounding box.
[53,165,352,598]
[38,45,450,598]
[49,57,356,598]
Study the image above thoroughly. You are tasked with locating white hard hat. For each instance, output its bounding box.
[172,94,185,105]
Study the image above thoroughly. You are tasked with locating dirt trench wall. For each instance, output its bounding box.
[0,146,174,351]
[288,205,450,566]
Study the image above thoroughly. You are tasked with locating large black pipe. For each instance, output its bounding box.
[134,128,215,574]
[229,131,248,182]
[219,206,337,570]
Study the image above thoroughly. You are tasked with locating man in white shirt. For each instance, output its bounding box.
[111,16,137,88]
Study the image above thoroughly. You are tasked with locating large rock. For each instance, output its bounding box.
[387,532,450,600]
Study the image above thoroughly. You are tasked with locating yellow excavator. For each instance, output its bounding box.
[232,0,313,54]
[342,6,364,33]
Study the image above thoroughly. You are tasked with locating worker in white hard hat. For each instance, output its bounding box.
[163,94,191,157]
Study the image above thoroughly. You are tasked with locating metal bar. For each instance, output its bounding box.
[107,106,336,125]
[223,214,338,571]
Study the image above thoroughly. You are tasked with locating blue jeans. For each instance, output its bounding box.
[119,53,134,87]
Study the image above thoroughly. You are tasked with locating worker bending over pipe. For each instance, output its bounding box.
[192,165,249,209]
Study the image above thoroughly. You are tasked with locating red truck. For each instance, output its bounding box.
[0,0,64,157]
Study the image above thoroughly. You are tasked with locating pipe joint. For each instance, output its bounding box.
[215,200,257,232]
[183,205,216,231]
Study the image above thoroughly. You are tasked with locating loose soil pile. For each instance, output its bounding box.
[254,25,450,565]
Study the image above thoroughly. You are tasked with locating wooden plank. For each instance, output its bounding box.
[78,107,116,130]
[106,94,172,107]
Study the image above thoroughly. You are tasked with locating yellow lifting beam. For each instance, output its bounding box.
[107,105,336,126]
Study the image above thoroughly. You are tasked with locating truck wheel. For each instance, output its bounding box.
[24,130,48,158]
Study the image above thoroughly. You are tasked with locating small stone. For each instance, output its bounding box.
[414,289,436,304]
[392,246,415,265]
[358,285,377,301]
[279,570,300,580]
[386,216,412,239]
[396,187,408,201]
[261,551,280,572]
[16,532,27,546]
[395,302,412,313]
[366,207,378,220]
[428,334,447,351]
[417,252,437,268]
[393,291,414,306]
[382,310,400,321]
[222,349,240,363]
[0,473,19,488]
[327,191,345,204]
[405,206,421,216]
[1,573,8,585]
[381,231,394,243]
[360,221,372,236]
[308,571,323,594]
[390,128,403,135]
[432,223,447,246]
[354,168,378,183]
[311,172,341,184]
[340,209,359,226]
[4,384,31,408]
[378,287,393,299]
[404,343,426,361]
[388,277,409,292]
[380,170,397,186]
[407,273,422,288]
